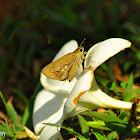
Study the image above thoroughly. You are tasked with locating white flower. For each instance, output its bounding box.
[33,38,140,140]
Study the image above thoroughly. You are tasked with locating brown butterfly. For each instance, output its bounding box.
[41,40,87,82]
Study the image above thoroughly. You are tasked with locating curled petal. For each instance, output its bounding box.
[33,89,67,139]
[64,66,94,117]
[85,38,131,70]
[74,78,140,114]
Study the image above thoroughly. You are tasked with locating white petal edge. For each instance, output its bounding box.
[63,66,94,117]
[40,40,79,93]
[33,89,67,139]
[85,38,131,70]
[53,40,78,61]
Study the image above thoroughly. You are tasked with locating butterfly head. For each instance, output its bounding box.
[74,46,84,54]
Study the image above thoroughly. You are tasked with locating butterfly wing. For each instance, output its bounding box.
[67,57,83,82]
[53,62,74,81]
[67,62,78,82]
[42,53,74,81]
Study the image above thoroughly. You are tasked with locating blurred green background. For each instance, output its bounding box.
[0,0,140,139]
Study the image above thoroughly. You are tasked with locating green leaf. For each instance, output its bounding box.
[123,92,136,102]
[44,123,87,140]
[105,109,117,116]
[122,88,140,95]
[131,127,138,132]
[85,120,125,132]
[82,112,126,133]
[5,119,13,136]
[92,128,105,140]
[0,123,24,139]
[123,73,136,101]
[0,91,7,109]
[82,111,127,124]
[0,92,19,127]
[83,120,112,130]
[118,110,128,121]
[78,115,90,139]
[127,73,133,89]
[107,82,117,90]
[106,131,118,140]
[22,105,31,127]
[120,82,127,88]
[6,102,19,127]
[132,89,140,94]
[22,96,35,127]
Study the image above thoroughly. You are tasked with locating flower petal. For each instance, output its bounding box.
[53,40,78,61]
[73,78,140,115]
[41,40,79,93]
[63,66,94,117]
[39,116,64,140]
[85,38,131,70]
[33,89,67,139]
[40,73,77,93]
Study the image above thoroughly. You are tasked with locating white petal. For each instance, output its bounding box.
[40,73,77,93]
[85,38,131,70]
[39,116,64,140]
[63,66,94,117]
[53,40,78,61]
[33,89,67,139]
[73,78,140,115]
[40,40,79,93]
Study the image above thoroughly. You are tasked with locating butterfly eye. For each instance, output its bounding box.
[80,48,83,52]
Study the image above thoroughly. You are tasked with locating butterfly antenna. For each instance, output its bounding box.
[79,38,86,47]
